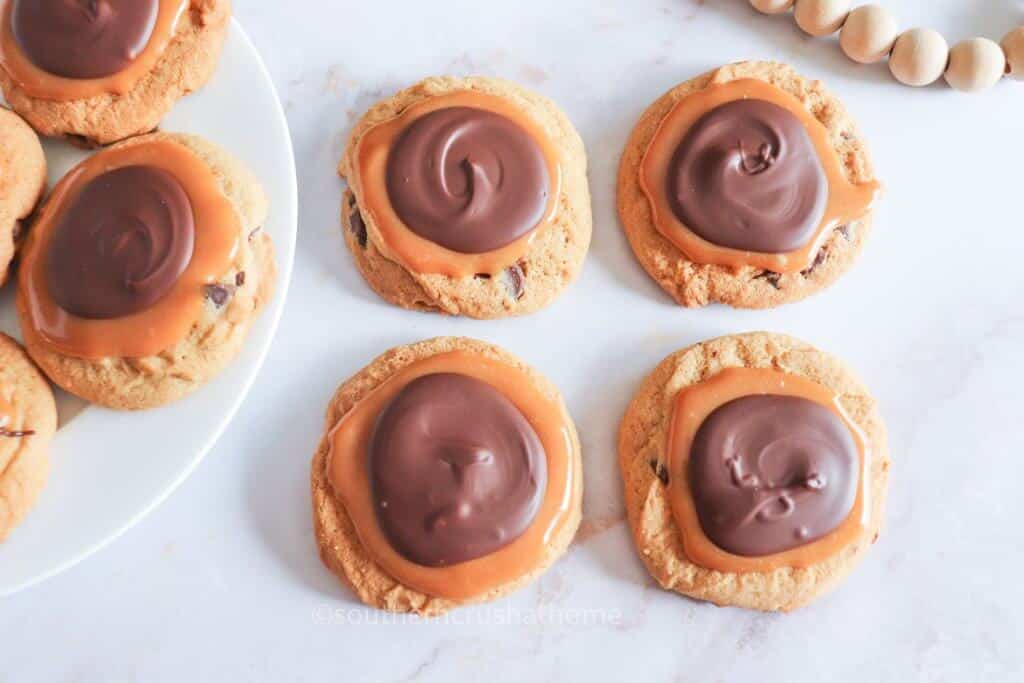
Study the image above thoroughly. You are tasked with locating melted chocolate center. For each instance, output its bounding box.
[46,165,196,319]
[385,106,550,254]
[368,373,547,567]
[666,99,828,253]
[688,394,858,556]
[11,0,159,79]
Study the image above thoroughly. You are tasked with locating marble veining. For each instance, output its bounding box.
[2,1,1022,681]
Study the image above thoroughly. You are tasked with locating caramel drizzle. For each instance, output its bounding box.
[353,91,564,277]
[17,138,240,360]
[640,79,880,274]
[666,367,871,573]
[0,0,188,101]
[327,350,579,600]
[0,395,32,437]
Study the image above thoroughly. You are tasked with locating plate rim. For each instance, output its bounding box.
[0,17,298,598]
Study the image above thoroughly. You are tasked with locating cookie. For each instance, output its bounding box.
[312,337,583,616]
[0,107,46,285]
[0,333,57,542]
[617,61,880,308]
[338,76,592,319]
[0,0,231,146]
[618,332,890,611]
[16,132,275,410]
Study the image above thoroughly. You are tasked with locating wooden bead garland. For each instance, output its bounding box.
[944,38,1005,92]
[889,28,948,87]
[839,5,898,64]
[750,0,794,14]
[1001,27,1024,80]
[748,0,1021,92]
[794,0,850,38]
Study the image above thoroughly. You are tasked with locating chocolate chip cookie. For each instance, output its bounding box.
[312,337,583,615]
[619,331,890,610]
[339,76,592,319]
[618,61,879,308]
[0,0,231,145]
[0,333,57,542]
[16,132,275,410]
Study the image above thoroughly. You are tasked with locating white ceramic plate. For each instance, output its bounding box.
[0,20,297,596]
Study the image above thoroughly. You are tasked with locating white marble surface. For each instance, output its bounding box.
[3,1,1024,680]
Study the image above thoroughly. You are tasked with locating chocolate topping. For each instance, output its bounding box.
[666,99,828,254]
[688,394,858,557]
[45,165,195,320]
[368,373,547,567]
[385,107,550,254]
[11,0,160,79]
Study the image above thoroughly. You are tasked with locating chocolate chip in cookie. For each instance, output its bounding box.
[501,261,527,300]
[754,271,782,290]
[349,206,368,248]
[205,283,234,307]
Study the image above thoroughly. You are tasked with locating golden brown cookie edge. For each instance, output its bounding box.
[18,131,275,410]
[311,336,583,616]
[616,61,877,309]
[617,331,890,611]
[337,76,592,319]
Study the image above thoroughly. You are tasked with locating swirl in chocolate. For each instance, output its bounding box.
[385,107,550,254]
[688,394,858,557]
[666,99,828,253]
[10,0,159,79]
[368,373,547,567]
[45,165,195,320]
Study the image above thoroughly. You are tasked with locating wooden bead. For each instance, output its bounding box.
[1001,27,1024,80]
[839,5,898,64]
[889,28,948,86]
[749,0,794,14]
[944,38,1006,92]
[794,0,851,37]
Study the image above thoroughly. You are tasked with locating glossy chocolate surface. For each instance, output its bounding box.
[666,99,828,253]
[385,107,550,254]
[45,165,195,320]
[11,0,160,79]
[688,394,858,556]
[368,373,547,567]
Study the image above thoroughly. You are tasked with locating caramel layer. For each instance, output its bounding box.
[353,91,563,277]
[0,0,187,101]
[17,138,240,360]
[641,79,880,274]
[667,367,871,573]
[327,350,579,600]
